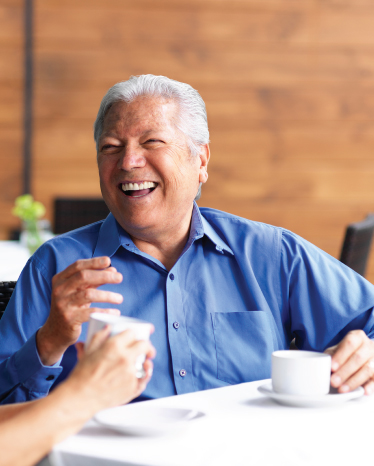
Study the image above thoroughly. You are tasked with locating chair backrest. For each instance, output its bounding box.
[339,214,374,277]
[0,281,17,321]
[54,198,110,234]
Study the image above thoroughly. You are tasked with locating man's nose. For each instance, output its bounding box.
[117,145,146,170]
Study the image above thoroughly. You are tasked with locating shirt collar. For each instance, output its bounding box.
[93,213,123,258]
[191,202,234,255]
[94,203,234,258]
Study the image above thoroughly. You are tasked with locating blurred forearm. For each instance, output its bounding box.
[0,380,95,466]
[0,327,154,466]
[0,400,38,422]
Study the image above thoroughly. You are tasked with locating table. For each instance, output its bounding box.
[47,379,374,466]
[0,241,30,281]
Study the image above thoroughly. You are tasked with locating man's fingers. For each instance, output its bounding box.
[329,330,365,372]
[334,358,374,393]
[331,340,371,386]
[70,308,121,326]
[68,269,123,290]
[73,288,123,306]
[105,267,118,273]
[52,267,123,306]
[328,331,374,392]
[323,345,336,358]
[56,256,112,281]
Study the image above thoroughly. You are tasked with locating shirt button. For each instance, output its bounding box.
[170,273,175,281]
[179,369,186,377]
[173,322,180,329]
[46,375,55,381]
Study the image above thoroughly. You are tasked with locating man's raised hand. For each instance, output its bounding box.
[36,256,123,366]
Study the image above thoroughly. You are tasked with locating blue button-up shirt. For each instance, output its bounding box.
[1,203,374,403]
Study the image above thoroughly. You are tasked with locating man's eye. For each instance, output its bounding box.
[144,139,163,144]
[101,144,117,150]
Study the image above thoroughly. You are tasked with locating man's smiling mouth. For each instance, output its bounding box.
[121,181,158,198]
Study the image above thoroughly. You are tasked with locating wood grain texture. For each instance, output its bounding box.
[34,7,316,47]
[2,0,374,285]
[0,2,23,239]
[37,0,317,12]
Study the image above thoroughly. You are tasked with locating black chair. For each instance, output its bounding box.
[0,282,16,321]
[54,198,110,234]
[339,214,374,277]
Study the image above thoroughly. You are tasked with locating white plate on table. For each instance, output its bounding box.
[257,382,365,408]
[95,404,200,436]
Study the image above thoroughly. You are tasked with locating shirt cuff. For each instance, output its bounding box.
[14,331,63,394]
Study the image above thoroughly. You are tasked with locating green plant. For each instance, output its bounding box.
[13,194,45,222]
[12,194,46,254]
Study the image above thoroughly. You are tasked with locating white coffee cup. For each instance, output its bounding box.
[86,313,153,378]
[271,350,332,396]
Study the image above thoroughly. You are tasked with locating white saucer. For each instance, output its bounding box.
[257,382,365,408]
[95,404,200,436]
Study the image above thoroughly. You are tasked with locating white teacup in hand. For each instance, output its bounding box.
[86,313,152,378]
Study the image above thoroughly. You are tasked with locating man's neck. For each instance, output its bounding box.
[131,235,188,271]
[127,208,193,271]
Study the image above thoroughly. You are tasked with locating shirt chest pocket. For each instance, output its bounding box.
[211,310,275,385]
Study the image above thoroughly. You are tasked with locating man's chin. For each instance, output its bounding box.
[111,208,160,234]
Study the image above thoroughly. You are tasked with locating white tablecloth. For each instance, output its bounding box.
[48,379,374,466]
[0,241,30,281]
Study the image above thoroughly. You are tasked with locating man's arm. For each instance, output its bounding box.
[0,326,155,466]
[0,256,124,403]
[280,229,374,395]
[0,260,60,403]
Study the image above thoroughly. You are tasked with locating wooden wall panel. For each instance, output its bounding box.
[3,0,374,283]
[0,0,23,240]
[31,0,374,283]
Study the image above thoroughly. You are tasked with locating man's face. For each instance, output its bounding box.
[97,96,209,238]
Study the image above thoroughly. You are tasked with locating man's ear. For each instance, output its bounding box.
[198,144,210,184]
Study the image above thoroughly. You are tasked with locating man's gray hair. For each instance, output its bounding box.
[93,74,210,157]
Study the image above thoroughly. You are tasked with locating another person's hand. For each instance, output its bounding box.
[37,256,123,365]
[69,326,156,412]
[324,330,374,395]
[0,326,156,466]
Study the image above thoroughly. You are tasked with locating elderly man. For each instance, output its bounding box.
[1,74,374,404]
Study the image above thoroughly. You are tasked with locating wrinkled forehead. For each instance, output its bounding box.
[101,96,181,136]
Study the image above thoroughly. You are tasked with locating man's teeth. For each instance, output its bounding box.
[122,182,157,191]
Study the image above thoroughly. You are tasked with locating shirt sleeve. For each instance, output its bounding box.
[280,230,374,351]
[0,258,62,403]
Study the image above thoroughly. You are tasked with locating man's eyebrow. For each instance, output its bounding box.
[100,131,119,140]
[101,128,161,139]
[142,129,161,137]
